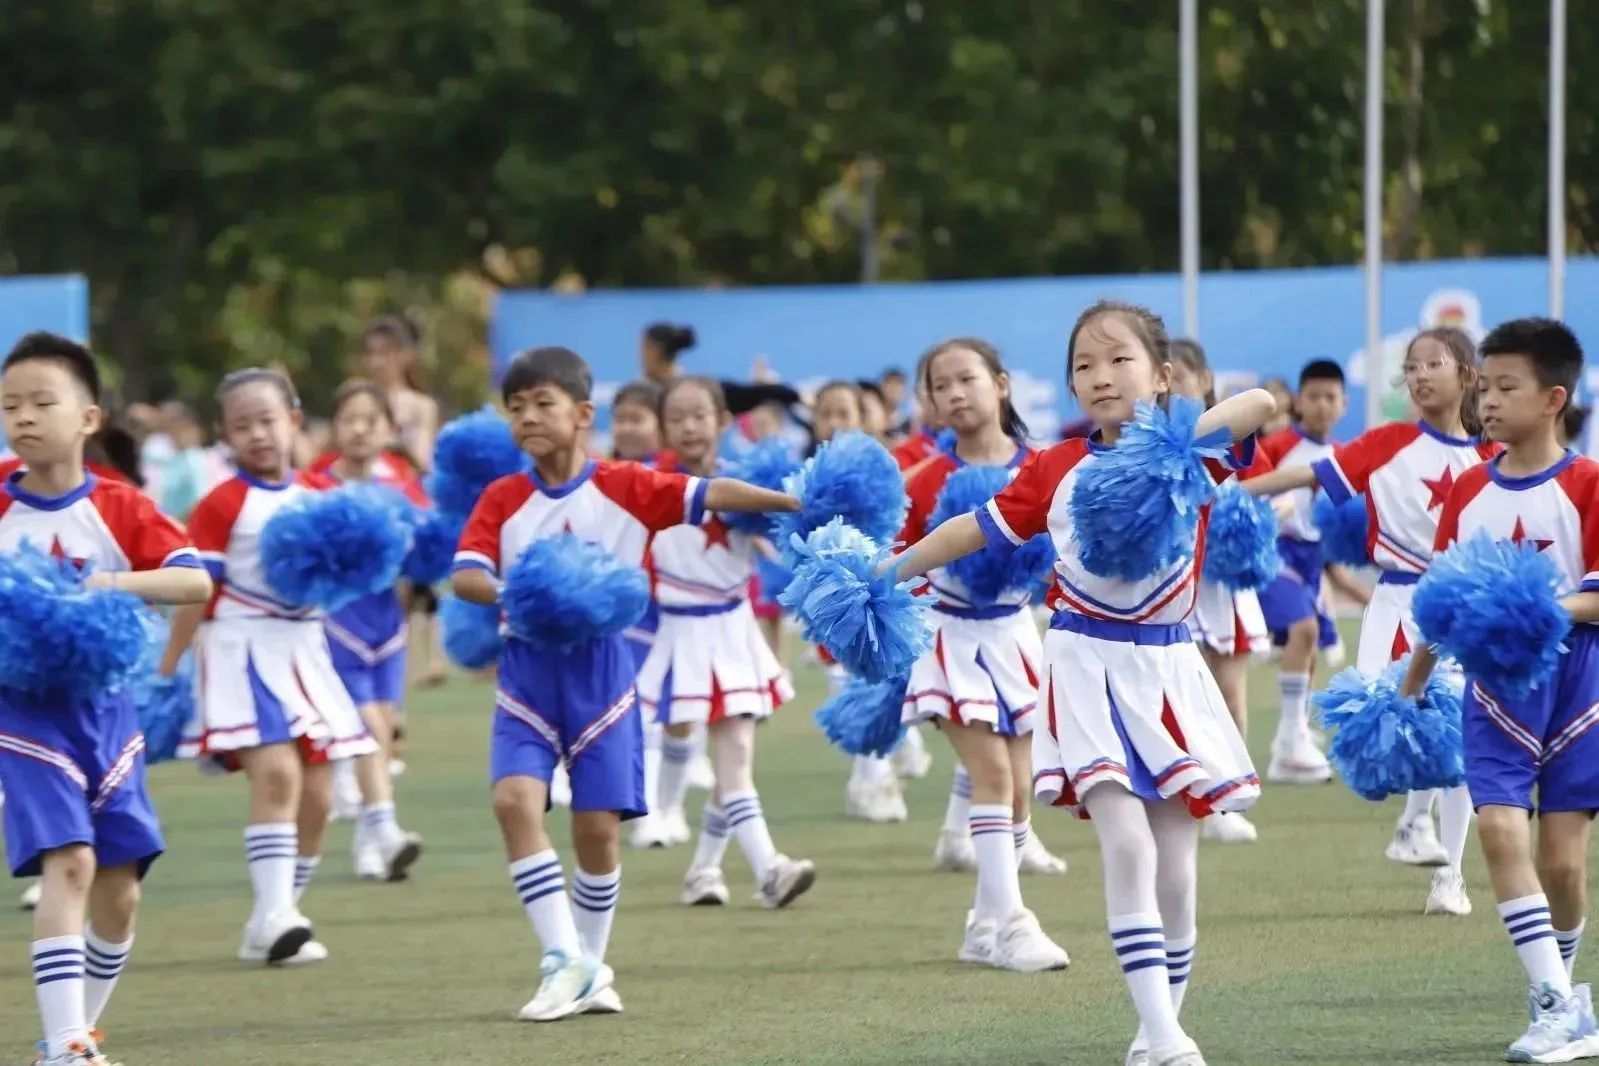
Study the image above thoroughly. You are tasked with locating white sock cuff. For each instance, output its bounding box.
[1500,893,1552,918]
[244,822,295,838]
[83,928,134,955]
[571,867,621,913]
[574,866,621,888]
[1279,672,1310,691]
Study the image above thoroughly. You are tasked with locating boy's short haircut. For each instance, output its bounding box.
[1480,317,1583,409]
[502,347,593,404]
[1298,359,1345,390]
[3,332,101,403]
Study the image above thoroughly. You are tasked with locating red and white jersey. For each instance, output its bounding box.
[324,458,429,507]
[976,435,1254,627]
[902,445,1034,610]
[454,459,706,579]
[0,472,199,574]
[1313,420,1497,575]
[1435,451,1599,596]
[189,471,337,621]
[1258,426,1337,542]
[649,517,755,609]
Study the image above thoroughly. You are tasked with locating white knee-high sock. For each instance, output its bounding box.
[691,804,730,871]
[292,855,321,905]
[571,866,621,965]
[1399,789,1438,827]
[1166,931,1196,1015]
[724,790,779,879]
[1277,672,1310,739]
[658,734,695,814]
[1012,819,1031,869]
[508,850,580,958]
[641,722,662,818]
[244,823,297,927]
[1109,914,1185,1049]
[944,765,973,834]
[33,935,87,1057]
[969,804,1022,920]
[1499,894,1572,997]
[361,801,401,849]
[1557,921,1586,980]
[83,928,133,1028]
[1439,785,1474,872]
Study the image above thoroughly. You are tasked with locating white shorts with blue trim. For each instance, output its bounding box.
[901,604,1042,737]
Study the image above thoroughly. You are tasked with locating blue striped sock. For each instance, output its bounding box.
[944,766,973,834]
[509,850,579,958]
[1279,672,1310,733]
[293,855,321,905]
[84,928,133,1027]
[690,804,730,871]
[1166,932,1196,1013]
[1110,914,1184,1048]
[1557,921,1586,979]
[572,867,622,964]
[33,935,87,1057]
[1499,894,1572,997]
[724,790,778,880]
[244,823,297,927]
[1012,819,1030,858]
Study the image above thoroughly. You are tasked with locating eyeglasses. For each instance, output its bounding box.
[1401,357,1452,377]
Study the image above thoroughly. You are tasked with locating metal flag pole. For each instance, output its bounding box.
[1364,0,1385,429]
[1180,0,1200,339]
[1550,0,1567,319]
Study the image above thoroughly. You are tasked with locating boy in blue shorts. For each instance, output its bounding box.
[1405,318,1599,1062]
[0,334,213,1065]
[452,347,798,1022]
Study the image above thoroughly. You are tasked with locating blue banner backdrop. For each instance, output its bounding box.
[0,275,89,352]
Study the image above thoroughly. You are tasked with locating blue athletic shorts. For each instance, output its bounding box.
[1259,536,1338,648]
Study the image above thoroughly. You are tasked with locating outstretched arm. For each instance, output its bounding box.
[705,479,800,515]
[86,567,213,605]
[888,513,985,581]
[451,568,502,607]
[1560,591,1599,625]
[1242,465,1318,497]
[1196,387,1277,442]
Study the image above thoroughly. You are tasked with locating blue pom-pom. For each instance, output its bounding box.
[1069,397,1227,581]
[129,625,194,766]
[402,508,463,586]
[778,519,931,682]
[502,535,650,650]
[1312,492,1371,567]
[928,464,1055,603]
[426,407,529,518]
[772,431,907,564]
[1313,657,1465,800]
[1413,532,1571,700]
[440,596,503,669]
[1202,484,1280,591]
[261,485,411,611]
[814,674,908,757]
[755,553,795,605]
[719,438,802,536]
[0,544,151,700]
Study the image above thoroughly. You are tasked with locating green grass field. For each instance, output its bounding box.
[0,637,1574,1064]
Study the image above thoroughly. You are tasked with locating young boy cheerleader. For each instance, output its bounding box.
[893,301,1275,1066]
[165,368,413,968]
[0,333,213,1066]
[633,376,815,909]
[451,346,799,1021]
[1248,328,1494,913]
[1402,318,1599,1062]
[898,338,1069,970]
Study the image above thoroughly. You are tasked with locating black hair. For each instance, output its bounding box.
[1563,404,1589,446]
[1299,359,1345,390]
[920,337,1031,442]
[1480,316,1584,411]
[613,380,664,412]
[1168,338,1218,407]
[501,346,592,403]
[216,367,300,412]
[1067,300,1172,391]
[3,331,102,403]
[92,423,144,486]
[856,380,887,404]
[658,376,728,418]
[814,379,864,413]
[880,367,906,383]
[1404,327,1482,436]
[644,322,696,363]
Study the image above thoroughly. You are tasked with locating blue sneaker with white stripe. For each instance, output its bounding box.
[1507,983,1599,1063]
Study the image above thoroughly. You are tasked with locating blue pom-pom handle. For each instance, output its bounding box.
[260,484,412,611]
[814,674,908,757]
[719,438,801,536]
[928,464,1054,604]
[427,408,530,518]
[1313,657,1465,801]
[501,535,650,650]
[1202,484,1280,591]
[772,430,907,564]
[1312,492,1371,567]
[441,596,503,669]
[1414,532,1571,701]
[0,544,151,700]
[1069,397,1228,581]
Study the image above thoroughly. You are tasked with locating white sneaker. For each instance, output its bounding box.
[661,808,693,846]
[580,984,623,1015]
[388,758,407,778]
[1151,1040,1206,1066]
[379,830,423,882]
[238,909,314,965]
[262,939,329,967]
[686,752,716,792]
[868,779,909,823]
[992,909,1070,972]
[1386,819,1449,866]
[1266,734,1334,784]
[1202,813,1258,844]
[844,777,873,820]
[331,763,362,822]
[1019,828,1069,874]
[549,764,573,808]
[1324,636,1347,669]
[759,855,817,909]
[1125,1043,1151,1066]
[681,866,730,906]
[629,813,672,849]
[517,952,607,1022]
[37,1038,115,1066]
[20,881,40,910]
[1424,867,1473,916]
[933,828,977,872]
[957,909,998,965]
[895,732,933,779]
[354,842,386,881]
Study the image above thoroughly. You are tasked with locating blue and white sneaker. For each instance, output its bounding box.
[516,951,608,1022]
[1507,983,1599,1063]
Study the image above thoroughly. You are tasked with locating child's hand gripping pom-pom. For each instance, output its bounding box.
[0,543,152,701]
[402,507,464,587]
[1412,531,1570,701]
[771,430,907,564]
[132,656,195,766]
[501,535,650,650]
[778,518,931,683]
[441,595,503,669]
[1312,492,1371,567]
[928,465,1055,603]
[426,407,529,518]
[813,674,908,757]
[719,438,802,537]
[1312,657,1465,801]
[1069,396,1229,581]
[1202,483,1281,591]
[261,484,412,611]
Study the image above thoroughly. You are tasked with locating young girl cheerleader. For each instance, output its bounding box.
[321,380,428,881]
[634,377,815,908]
[1245,327,1495,914]
[164,369,407,968]
[610,381,664,463]
[1169,340,1269,845]
[897,339,1069,970]
[893,301,1275,1066]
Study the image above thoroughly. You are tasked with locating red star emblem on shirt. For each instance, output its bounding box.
[560,519,574,536]
[1510,517,1554,553]
[702,516,732,551]
[49,536,87,570]
[1421,467,1455,512]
